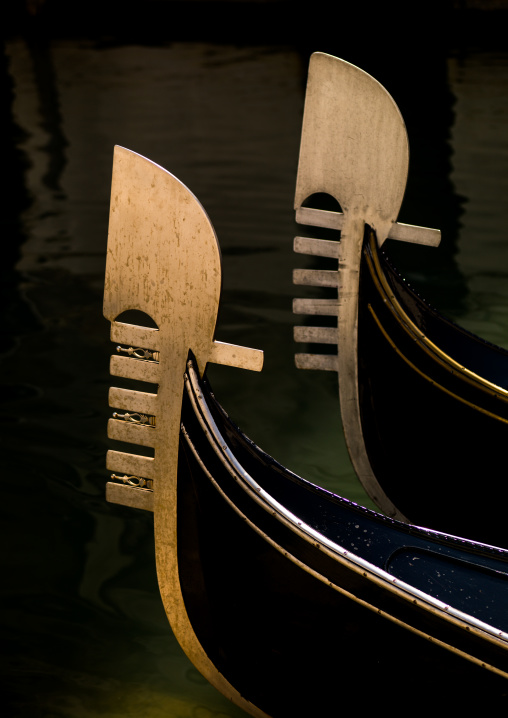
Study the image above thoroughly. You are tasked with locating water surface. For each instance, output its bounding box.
[3,31,507,718]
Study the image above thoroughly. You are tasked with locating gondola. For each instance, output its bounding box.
[356,229,508,547]
[103,144,508,716]
[293,53,508,548]
[175,352,508,713]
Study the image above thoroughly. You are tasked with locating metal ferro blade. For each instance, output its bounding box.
[104,145,224,375]
[295,52,409,244]
[293,54,412,521]
[104,145,226,514]
[103,146,266,717]
[104,147,262,509]
[104,144,262,514]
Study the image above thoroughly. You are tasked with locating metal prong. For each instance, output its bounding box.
[294,236,340,259]
[296,207,345,231]
[294,326,337,344]
[293,269,338,288]
[106,449,156,479]
[111,322,161,350]
[293,298,339,317]
[110,355,161,383]
[106,482,154,511]
[109,387,158,415]
[388,221,441,247]
[108,419,157,448]
[295,353,338,372]
[209,341,263,372]
[295,206,441,248]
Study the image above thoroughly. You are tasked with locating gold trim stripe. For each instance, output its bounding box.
[182,376,508,680]
[368,304,508,427]
[366,234,508,403]
[186,363,508,650]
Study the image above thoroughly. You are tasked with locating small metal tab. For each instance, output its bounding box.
[293,298,339,317]
[293,326,337,345]
[106,482,154,511]
[295,354,339,372]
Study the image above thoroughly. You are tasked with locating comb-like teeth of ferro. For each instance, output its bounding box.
[293,295,339,371]
[108,345,159,446]
[107,323,160,509]
[294,236,341,259]
[108,378,158,456]
[293,309,339,372]
[293,230,340,373]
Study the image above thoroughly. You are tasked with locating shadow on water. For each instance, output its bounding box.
[2,3,508,715]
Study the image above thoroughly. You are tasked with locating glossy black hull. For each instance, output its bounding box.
[176,359,508,715]
[358,232,508,547]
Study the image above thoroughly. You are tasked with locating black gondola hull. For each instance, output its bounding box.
[358,233,508,547]
[174,363,508,715]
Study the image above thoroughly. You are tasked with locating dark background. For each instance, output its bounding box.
[2,1,508,716]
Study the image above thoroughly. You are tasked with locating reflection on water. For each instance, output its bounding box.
[2,30,508,718]
[448,52,508,346]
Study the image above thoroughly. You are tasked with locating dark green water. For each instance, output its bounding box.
[2,10,508,717]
